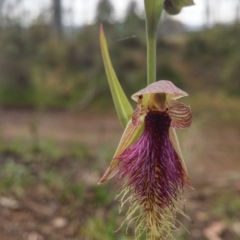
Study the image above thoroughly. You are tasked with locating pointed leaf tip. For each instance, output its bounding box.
[100,26,133,128]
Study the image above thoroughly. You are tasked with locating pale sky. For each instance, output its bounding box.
[3,0,239,27]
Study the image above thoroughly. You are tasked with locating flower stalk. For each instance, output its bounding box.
[146,34,157,85]
[144,0,164,84]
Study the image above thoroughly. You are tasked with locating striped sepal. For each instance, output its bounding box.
[168,101,192,129]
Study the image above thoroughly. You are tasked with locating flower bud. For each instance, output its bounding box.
[164,0,181,15]
[164,0,194,15]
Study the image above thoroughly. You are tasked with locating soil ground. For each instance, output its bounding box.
[0,108,239,240]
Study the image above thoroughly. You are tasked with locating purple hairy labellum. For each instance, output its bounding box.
[118,111,185,209]
[99,80,192,240]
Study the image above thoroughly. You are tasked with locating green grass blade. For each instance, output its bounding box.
[100,25,133,128]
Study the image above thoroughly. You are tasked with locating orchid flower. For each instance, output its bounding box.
[98,1,194,238]
[99,80,192,240]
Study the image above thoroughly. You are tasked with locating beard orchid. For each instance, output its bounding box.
[99,80,192,240]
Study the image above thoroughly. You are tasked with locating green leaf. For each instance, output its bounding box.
[100,25,133,128]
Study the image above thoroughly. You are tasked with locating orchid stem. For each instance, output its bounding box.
[144,0,163,85]
[147,33,157,85]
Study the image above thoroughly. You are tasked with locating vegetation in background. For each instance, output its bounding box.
[0,0,239,109]
[0,1,239,240]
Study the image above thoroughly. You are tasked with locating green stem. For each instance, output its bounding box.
[147,33,157,85]
[144,0,163,85]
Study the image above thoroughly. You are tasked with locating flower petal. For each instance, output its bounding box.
[132,80,188,103]
[98,119,144,184]
[132,103,142,126]
[169,127,193,188]
[168,101,192,129]
[132,96,146,127]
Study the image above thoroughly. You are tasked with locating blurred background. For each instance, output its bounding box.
[0,0,240,239]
